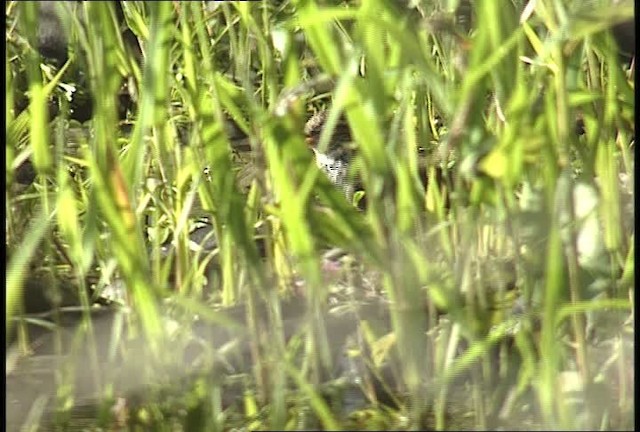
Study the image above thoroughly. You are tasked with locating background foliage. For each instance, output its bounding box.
[6,0,634,430]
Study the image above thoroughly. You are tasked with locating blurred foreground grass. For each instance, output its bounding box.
[5,1,634,430]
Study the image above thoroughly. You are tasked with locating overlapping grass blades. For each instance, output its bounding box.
[6,0,633,429]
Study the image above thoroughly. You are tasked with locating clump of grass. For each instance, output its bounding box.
[6,0,634,430]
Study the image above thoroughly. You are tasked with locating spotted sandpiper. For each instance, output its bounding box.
[304,110,361,201]
[303,109,449,210]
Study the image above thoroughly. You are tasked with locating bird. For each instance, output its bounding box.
[303,109,457,211]
[304,110,360,201]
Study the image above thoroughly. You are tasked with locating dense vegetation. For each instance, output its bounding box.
[6,1,634,430]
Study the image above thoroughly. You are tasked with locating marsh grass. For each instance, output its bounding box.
[5,0,634,430]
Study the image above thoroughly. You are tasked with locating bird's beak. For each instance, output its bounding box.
[305,136,315,147]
